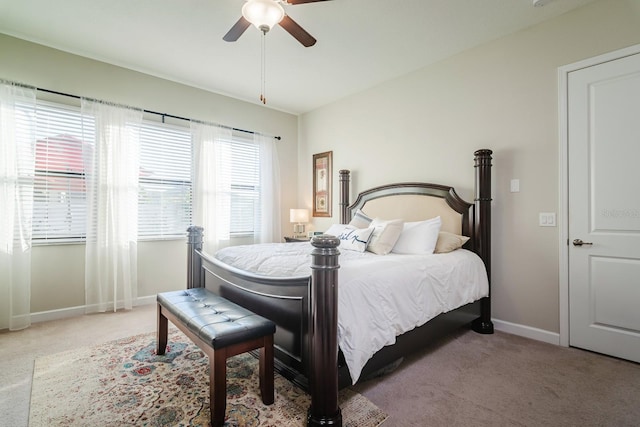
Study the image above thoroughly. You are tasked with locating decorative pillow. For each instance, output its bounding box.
[325,223,349,237]
[434,231,470,254]
[366,218,404,255]
[349,209,373,229]
[392,216,442,255]
[324,224,374,252]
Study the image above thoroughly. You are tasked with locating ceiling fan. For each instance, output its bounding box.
[223,0,331,47]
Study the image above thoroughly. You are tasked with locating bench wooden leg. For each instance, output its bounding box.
[157,304,168,355]
[259,335,274,405]
[211,349,228,427]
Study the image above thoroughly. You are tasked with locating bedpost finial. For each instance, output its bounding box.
[187,225,204,233]
[474,148,493,157]
[311,234,340,250]
[187,225,204,244]
[474,149,493,168]
[474,149,492,162]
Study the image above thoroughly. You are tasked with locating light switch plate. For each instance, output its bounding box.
[539,212,556,227]
[510,179,520,193]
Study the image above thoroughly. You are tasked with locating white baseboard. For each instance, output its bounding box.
[30,295,156,324]
[24,301,561,347]
[492,318,561,346]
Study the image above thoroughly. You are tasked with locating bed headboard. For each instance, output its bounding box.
[341,182,471,236]
[338,149,492,278]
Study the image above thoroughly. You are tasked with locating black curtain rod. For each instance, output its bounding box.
[36,87,282,140]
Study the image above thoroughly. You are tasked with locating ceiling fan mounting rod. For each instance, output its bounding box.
[260,32,267,104]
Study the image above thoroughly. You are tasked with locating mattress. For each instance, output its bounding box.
[215,242,489,383]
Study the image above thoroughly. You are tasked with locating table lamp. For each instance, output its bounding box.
[290,208,309,238]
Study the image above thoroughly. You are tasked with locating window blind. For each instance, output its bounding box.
[225,135,261,236]
[31,101,193,242]
[138,122,192,239]
[33,101,88,242]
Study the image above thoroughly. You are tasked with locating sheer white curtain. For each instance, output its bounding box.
[191,122,232,252]
[82,99,142,313]
[0,83,36,330]
[255,133,281,243]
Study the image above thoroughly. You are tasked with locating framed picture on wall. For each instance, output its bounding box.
[312,151,332,217]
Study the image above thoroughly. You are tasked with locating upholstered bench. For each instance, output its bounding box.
[157,288,276,427]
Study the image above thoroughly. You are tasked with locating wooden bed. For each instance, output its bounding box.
[185,149,493,427]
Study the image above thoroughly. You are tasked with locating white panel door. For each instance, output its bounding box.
[568,52,640,363]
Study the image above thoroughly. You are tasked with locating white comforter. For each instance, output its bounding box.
[215,242,489,383]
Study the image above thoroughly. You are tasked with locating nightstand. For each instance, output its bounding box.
[284,236,310,243]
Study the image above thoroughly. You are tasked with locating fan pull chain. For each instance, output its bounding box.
[260,31,267,105]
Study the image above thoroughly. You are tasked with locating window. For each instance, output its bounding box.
[30,100,263,243]
[32,101,192,242]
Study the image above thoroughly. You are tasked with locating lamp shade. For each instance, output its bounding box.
[242,0,285,33]
[290,208,309,223]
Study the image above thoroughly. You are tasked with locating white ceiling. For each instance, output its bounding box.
[0,0,596,114]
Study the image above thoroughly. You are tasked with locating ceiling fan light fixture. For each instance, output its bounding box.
[242,0,285,33]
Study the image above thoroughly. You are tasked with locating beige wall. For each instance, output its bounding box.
[298,0,640,334]
[29,240,187,313]
[0,34,299,316]
[3,0,640,333]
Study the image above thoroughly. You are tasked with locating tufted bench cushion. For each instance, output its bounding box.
[157,288,276,349]
[157,288,275,427]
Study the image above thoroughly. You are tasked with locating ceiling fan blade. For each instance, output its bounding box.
[223,17,251,42]
[279,15,317,47]
[285,0,331,4]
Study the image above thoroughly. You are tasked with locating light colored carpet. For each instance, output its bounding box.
[29,328,386,426]
[353,328,640,426]
[0,304,159,427]
[2,304,640,426]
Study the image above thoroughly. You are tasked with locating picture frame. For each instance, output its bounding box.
[312,151,332,217]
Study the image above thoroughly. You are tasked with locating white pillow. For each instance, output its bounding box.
[325,223,349,237]
[324,224,374,252]
[392,216,442,255]
[367,218,404,255]
[349,209,373,229]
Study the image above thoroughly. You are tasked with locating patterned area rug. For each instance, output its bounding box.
[29,329,387,426]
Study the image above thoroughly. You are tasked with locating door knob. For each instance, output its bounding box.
[573,239,593,247]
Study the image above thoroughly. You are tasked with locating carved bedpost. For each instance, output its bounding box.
[186,226,204,289]
[472,149,494,334]
[339,170,351,224]
[308,235,342,427]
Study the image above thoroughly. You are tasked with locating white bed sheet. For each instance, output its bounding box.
[214,242,489,383]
